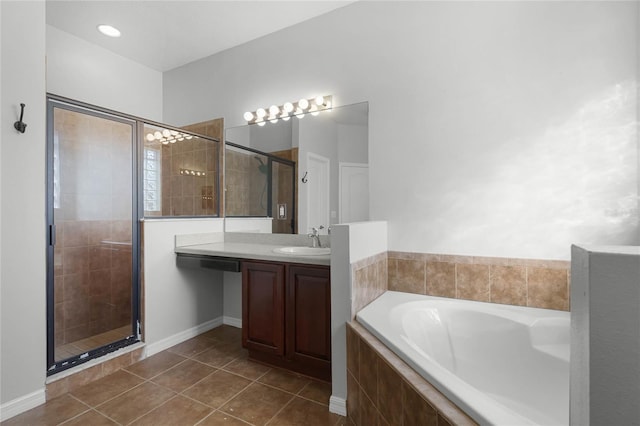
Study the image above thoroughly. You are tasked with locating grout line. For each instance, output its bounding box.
[119,393,179,426]
[92,380,151,410]
[195,409,253,426]
[525,266,529,307]
[263,393,296,426]
[174,368,220,395]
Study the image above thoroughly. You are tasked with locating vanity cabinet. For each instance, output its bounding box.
[241,260,331,381]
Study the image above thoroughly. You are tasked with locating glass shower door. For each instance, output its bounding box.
[47,100,139,372]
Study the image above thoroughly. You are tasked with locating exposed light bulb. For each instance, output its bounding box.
[283,102,294,113]
[256,108,267,118]
[186,135,193,140]
[154,131,162,139]
[315,95,325,106]
[162,129,171,137]
[298,98,309,110]
[243,111,254,121]
[257,120,266,126]
[310,104,319,116]
[162,140,169,145]
[170,130,179,136]
[269,105,280,116]
[146,133,155,142]
[282,115,290,121]
[269,118,278,124]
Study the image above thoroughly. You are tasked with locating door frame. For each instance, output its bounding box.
[305,152,330,234]
[338,162,369,224]
[45,96,142,375]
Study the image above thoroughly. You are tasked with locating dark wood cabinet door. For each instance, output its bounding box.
[242,261,285,356]
[286,264,331,380]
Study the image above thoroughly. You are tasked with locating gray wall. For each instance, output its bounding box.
[1,1,47,411]
[164,1,640,260]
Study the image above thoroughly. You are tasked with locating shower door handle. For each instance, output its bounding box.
[49,224,56,246]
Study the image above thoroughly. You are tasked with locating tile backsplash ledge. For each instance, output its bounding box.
[352,251,570,315]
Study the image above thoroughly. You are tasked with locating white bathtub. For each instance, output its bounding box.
[356,291,569,426]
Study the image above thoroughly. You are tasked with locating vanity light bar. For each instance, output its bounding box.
[145,129,194,145]
[180,168,206,177]
[243,95,332,126]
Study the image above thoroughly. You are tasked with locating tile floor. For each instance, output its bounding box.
[3,326,346,426]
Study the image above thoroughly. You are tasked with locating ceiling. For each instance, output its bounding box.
[46,1,354,72]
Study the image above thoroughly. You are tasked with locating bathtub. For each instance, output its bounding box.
[356,291,569,426]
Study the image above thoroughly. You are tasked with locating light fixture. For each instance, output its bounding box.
[145,128,198,145]
[180,168,206,177]
[243,95,332,125]
[298,98,309,110]
[97,24,121,38]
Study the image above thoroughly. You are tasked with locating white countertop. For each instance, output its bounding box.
[174,233,331,266]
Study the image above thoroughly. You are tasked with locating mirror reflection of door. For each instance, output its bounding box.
[304,153,331,234]
[339,163,369,224]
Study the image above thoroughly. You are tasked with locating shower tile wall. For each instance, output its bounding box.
[158,137,218,216]
[225,149,252,216]
[271,148,297,234]
[53,108,133,354]
[55,221,132,346]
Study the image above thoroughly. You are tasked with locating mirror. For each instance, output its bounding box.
[225,101,369,234]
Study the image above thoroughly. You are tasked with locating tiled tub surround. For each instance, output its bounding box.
[350,252,388,319]
[347,250,570,424]
[347,322,476,426]
[387,251,570,311]
[357,292,569,425]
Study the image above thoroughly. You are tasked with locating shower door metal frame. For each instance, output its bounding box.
[45,96,142,375]
[224,141,297,233]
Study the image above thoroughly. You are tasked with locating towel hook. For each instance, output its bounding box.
[301,171,308,183]
[14,103,27,134]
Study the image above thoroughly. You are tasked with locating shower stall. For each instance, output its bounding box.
[46,98,140,373]
[225,142,296,233]
[46,96,221,374]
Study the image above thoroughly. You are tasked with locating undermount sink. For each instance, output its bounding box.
[273,246,331,256]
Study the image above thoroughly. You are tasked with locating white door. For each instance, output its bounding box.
[306,152,330,233]
[339,162,369,224]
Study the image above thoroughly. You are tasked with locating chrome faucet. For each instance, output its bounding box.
[308,225,324,248]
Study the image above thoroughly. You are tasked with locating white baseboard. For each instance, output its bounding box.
[145,316,223,356]
[223,316,242,328]
[329,396,347,416]
[0,389,46,422]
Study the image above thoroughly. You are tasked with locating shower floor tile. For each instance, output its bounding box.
[3,326,346,426]
[55,325,132,361]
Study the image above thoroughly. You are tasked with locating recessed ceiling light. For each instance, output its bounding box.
[97,24,121,38]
